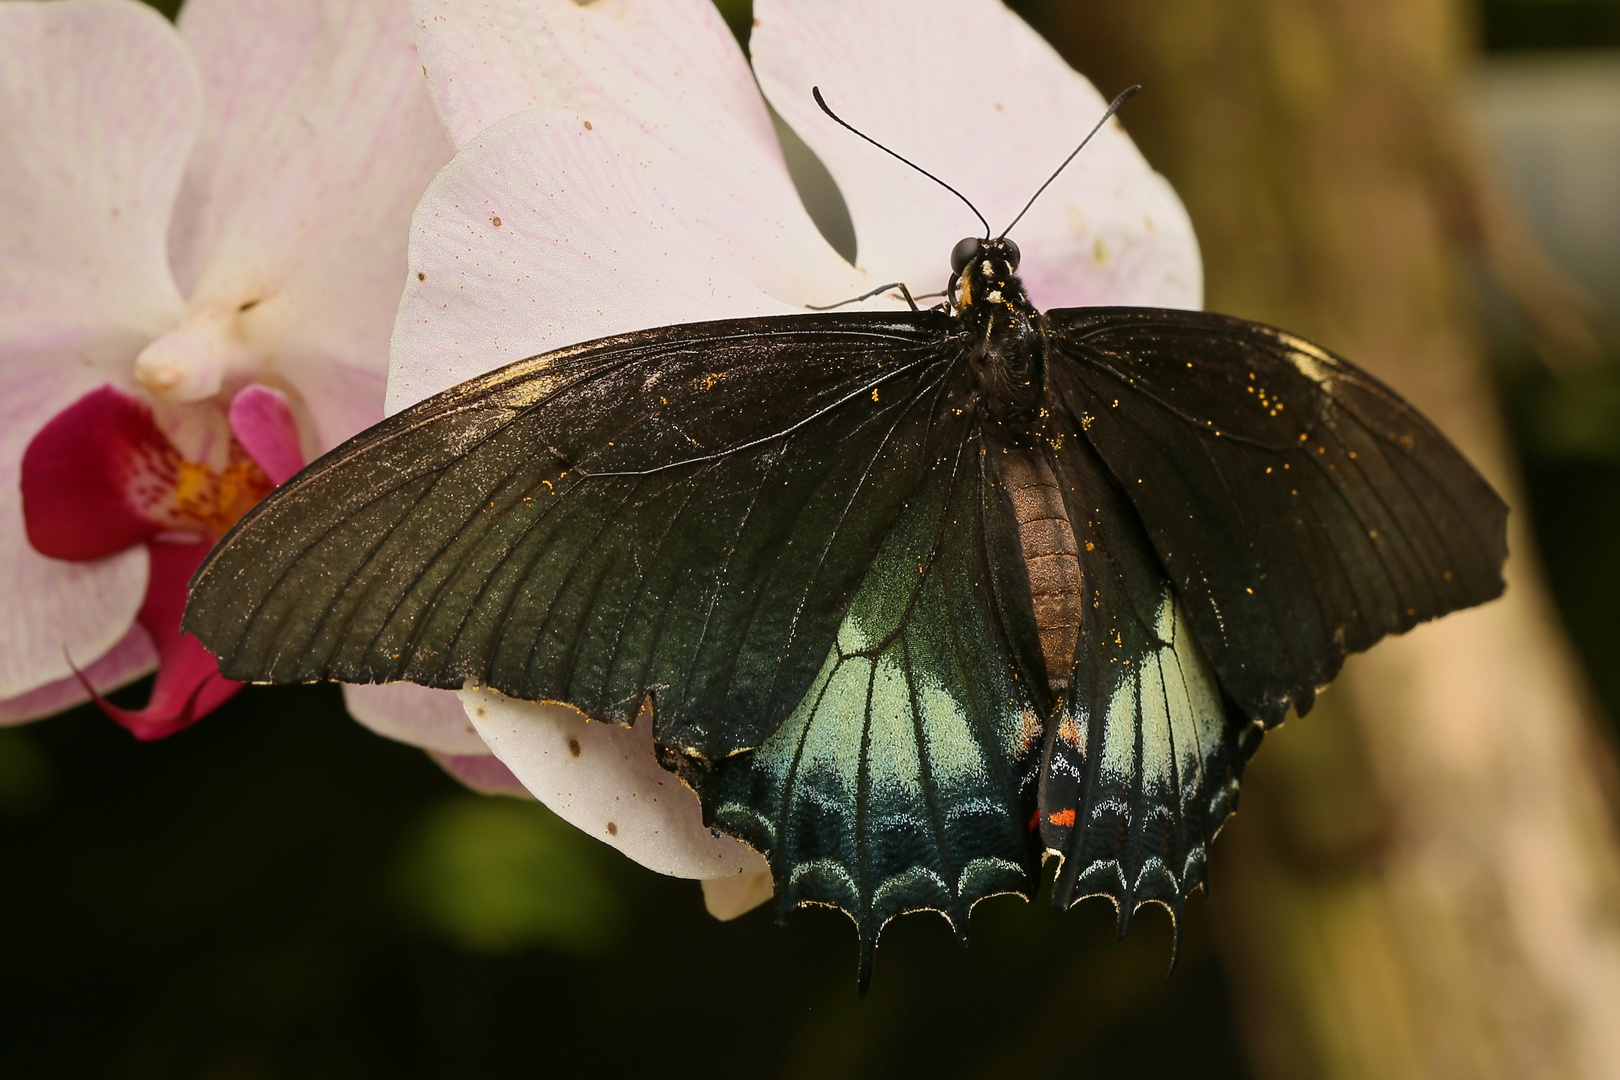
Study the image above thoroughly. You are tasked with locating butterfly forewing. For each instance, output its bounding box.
[1047,308,1508,728]
[186,313,968,759]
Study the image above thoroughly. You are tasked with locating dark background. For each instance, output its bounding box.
[2,1,1616,1076]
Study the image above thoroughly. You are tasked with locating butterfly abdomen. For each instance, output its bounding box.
[998,449,1082,694]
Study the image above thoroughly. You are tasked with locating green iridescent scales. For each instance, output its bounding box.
[708,435,1043,982]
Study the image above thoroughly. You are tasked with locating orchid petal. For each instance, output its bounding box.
[272,358,388,465]
[0,623,155,726]
[171,0,448,305]
[88,539,242,741]
[228,384,305,484]
[411,0,863,308]
[753,0,1202,310]
[0,366,149,700]
[463,689,768,880]
[429,751,535,798]
[701,871,774,921]
[343,681,489,756]
[22,385,189,560]
[413,0,745,150]
[171,0,451,441]
[389,107,808,411]
[0,0,195,348]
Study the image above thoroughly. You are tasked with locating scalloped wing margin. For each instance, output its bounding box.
[1037,427,1262,926]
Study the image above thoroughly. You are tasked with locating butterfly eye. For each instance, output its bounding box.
[950,237,983,275]
[1001,238,1021,269]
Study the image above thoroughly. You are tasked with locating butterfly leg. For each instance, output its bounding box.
[804,281,920,311]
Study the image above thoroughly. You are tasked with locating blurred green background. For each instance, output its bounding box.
[3,0,1617,1076]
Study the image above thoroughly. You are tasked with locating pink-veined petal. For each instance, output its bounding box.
[701,871,774,921]
[0,0,194,348]
[228,384,305,484]
[0,623,156,726]
[0,360,149,701]
[415,0,747,148]
[411,0,863,307]
[429,751,534,798]
[389,107,808,411]
[463,689,768,880]
[342,681,489,756]
[753,0,1202,311]
[85,538,243,741]
[171,0,448,303]
[171,0,450,435]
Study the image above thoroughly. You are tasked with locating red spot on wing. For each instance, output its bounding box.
[1047,808,1076,828]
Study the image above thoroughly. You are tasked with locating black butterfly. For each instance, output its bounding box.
[183,82,1506,983]
[183,225,1506,979]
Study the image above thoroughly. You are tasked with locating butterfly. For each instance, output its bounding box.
[182,92,1507,988]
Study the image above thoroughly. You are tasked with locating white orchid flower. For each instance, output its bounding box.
[386,0,1202,917]
[0,0,452,742]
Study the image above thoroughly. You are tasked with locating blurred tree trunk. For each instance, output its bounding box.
[1038,1,1620,1076]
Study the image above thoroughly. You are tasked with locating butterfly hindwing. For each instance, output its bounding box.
[705,429,1046,982]
[186,313,969,760]
[1046,308,1508,728]
[1038,425,1260,919]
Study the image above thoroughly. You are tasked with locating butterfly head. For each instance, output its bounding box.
[949,236,1032,317]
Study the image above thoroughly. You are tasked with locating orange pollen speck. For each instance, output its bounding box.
[172,452,273,534]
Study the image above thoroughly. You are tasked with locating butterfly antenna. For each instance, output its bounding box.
[813,86,990,238]
[998,84,1142,239]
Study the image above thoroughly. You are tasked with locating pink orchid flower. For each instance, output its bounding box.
[385,0,1203,917]
[0,0,453,742]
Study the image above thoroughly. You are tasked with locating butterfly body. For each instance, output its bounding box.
[942,237,1090,707]
[185,241,1507,986]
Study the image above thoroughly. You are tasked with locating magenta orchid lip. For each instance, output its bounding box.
[19,383,303,738]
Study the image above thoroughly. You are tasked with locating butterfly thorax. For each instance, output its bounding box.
[954,243,1049,439]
